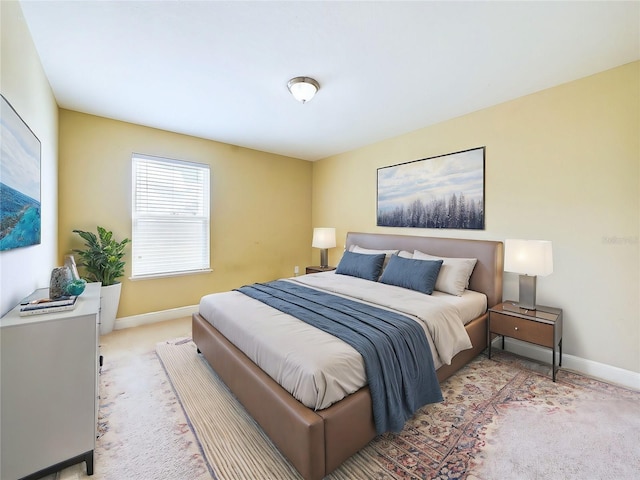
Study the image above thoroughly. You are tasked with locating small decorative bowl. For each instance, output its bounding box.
[66,279,87,296]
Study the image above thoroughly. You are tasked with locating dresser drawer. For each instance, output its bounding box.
[490,312,554,348]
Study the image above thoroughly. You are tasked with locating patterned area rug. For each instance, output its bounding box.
[156,339,640,480]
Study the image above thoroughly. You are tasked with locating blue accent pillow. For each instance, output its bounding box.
[379,254,443,294]
[335,251,386,281]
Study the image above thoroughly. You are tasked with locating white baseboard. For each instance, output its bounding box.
[494,337,640,391]
[114,304,199,330]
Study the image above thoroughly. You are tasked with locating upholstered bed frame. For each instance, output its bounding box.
[192,232,503,480]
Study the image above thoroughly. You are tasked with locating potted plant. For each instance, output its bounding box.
[73,226,130,335]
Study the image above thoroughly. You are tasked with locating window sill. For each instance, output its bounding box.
[129,269,213,281]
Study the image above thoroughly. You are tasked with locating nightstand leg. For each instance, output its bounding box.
[552,347,556,382]
[559,339,562,366]
[501,335,505,350]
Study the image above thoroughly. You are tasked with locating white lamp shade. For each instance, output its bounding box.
[312,228,336,249]
[504,239,553,276]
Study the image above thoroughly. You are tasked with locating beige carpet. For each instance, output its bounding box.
[157,339,640,480]
[55,339,212,480]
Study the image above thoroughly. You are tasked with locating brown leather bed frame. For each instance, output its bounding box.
[193,232,503,480]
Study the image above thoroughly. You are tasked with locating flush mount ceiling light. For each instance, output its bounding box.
[287,76,320,103]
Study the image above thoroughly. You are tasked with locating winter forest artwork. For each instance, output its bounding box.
[0,95,41,251]
[377,147,485,229]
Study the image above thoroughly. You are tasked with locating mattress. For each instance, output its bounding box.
[198,271,487,411]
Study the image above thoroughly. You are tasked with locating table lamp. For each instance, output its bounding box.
[312,228,336,268]
[504,239,553,310]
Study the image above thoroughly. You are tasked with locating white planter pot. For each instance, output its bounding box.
[100,282,122,335]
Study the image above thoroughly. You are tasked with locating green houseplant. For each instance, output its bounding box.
[73,226,130,286]
[73,226,130,334]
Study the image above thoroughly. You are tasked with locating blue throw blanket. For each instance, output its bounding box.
[236,280,443,434]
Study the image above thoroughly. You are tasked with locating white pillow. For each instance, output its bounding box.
[350,245,398,256]
[350,245,399,269]
[412,250,477,296]
[397,250,413,259]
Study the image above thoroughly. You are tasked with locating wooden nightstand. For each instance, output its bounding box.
[488,301,563,381]
[305,266,336,274]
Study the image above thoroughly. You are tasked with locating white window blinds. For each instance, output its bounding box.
[132,154,210,278]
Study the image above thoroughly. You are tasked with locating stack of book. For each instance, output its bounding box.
[19,295,78,316]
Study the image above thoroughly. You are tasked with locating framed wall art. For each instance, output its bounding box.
[377,147,485,230]
[0,94,41,251]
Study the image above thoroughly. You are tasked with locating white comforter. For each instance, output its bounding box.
[198,271,486,410]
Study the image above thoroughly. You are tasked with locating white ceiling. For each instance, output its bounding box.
[19,1,640,161]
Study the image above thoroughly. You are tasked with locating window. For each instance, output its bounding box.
[131,154,210,278]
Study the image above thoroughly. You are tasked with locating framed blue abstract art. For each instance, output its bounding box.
[0,94,41,251]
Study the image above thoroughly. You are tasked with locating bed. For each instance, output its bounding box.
[193,232,503,480]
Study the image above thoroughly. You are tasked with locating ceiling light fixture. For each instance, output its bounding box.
[287,76,320,103]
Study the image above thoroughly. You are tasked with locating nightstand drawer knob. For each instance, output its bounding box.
[514,327,519,331]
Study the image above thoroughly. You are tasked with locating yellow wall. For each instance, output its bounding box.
[313,62,640,373]
[0,0,59,316]
[58,110,312,319]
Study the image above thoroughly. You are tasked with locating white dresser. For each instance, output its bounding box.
[0,282,101,480]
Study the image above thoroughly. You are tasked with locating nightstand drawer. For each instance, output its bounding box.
[490,312,554,348]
